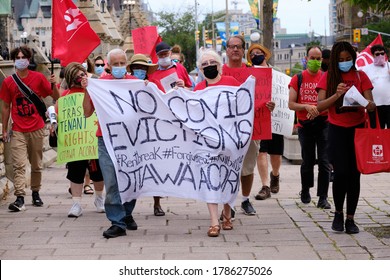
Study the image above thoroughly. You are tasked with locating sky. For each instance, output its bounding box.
[147,0,330,36]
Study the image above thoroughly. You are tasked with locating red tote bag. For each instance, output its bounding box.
[354,112,390,174]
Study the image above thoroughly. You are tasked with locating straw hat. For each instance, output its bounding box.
[246,43,272,65]
[128,54,158,75]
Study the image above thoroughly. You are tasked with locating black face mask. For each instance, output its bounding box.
[251,54,265,66]
[321,62,328,72]
[203,65,219,79]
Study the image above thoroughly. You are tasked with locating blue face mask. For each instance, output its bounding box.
[94,66,104,76]
[111,66,127,79]
[133,69,147,80]
[338,60,354,72]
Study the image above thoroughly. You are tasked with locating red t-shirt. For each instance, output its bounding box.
[92,74,137,136]
[194,76,240,91]
[289,70,327,122]
[0,70,53,132]
[316,70,373,127]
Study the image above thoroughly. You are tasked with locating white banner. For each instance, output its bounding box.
[87,77,255,206]
[271,69,295,136]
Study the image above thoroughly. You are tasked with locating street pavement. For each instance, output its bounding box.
[1,159,390,260]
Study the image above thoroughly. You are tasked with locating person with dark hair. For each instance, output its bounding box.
[321,49,331,72]
[288,46,331,209]
[362,44,390,128]
[0,46,60,212]
[149,41,192,89]
[56,62,105,217]
[316,41,376,234]
[93,55,106,77]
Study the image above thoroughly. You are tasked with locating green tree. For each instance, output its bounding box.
[361,20,390,47]
[153,8,196,72]
[346,0,390,14]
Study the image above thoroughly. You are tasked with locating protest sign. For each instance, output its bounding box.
[87,78,255,206]
[57,93,98,163]
[222,66,272,139]
[271,69,294,136]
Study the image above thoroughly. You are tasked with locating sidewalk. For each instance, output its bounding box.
[0,159,389,260]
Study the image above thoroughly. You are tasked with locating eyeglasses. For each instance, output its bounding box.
[227,44,243,50]
[95,63,105,67]
[374,52,385,57]
[201,60,219,68]
[250,51,264,57]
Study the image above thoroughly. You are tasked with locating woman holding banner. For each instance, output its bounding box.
[194,49,240,237]
[127,53,166,216]
[56,62,106,218]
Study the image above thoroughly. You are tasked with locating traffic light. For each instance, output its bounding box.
[204,30,208,40]
[353,29,361,43]
[195,30,200,41]
[285,68,290,76]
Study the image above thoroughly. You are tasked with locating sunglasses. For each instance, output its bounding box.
[95,63,105,67]
[374,52,385,57]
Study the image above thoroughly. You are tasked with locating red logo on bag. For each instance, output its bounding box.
[372,145,383,158]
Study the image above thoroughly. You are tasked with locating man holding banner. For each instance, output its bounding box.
[83,49,138,239]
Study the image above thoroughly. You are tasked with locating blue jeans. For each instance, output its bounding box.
[298,118,331,197]
[98,137,136,229]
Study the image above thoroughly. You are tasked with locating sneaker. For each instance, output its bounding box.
[241,199,256,215]
[94,196,105,213]
[270,172,280,193]
[332,212,344,232]
[345,218,359,234]
[32,191,43,207]
[317,197,331,209]
[68,202,83,217]
[300,189,311,204]
[8,196,26,212]
[103,225,126,238]
[255,186,271,200]
[124,215,138,230]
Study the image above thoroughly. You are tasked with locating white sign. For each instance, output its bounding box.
[342,85,369,107]
[87,77,255,207]
[271,69,295,136]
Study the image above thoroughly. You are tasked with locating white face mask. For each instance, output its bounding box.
[14,58,30,70]
[158,57,171,67]
[82,62,88,69]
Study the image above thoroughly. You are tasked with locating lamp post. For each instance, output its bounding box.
[123,0,136,37]
[289,43,295,77]
[20,31,28,45]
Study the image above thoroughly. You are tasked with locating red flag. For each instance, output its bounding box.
[132,26,162,63]
[356,34,384,69]
[52,0,101,66]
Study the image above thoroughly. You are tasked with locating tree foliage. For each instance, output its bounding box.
[153,9,196,71]
[361,20,390,47]
[346,0,390,14]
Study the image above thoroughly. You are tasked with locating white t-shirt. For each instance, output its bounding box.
[362,62,390,106]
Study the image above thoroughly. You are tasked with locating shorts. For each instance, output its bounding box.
[241,140,260,176]
[66,159,103,184]
[259,133,284,155]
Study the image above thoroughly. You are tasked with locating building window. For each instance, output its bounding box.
[42,41,46,47]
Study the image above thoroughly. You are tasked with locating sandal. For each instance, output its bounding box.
[221,211,233,230]
[154,206,165,216]
[83,185,94,195]
[207,225,221,237]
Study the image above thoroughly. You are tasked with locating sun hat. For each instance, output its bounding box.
[128,54,158,74]
[246,43,272,65]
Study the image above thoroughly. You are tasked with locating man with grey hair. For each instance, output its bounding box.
[83,48,138,238]
[222,35,258,216]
